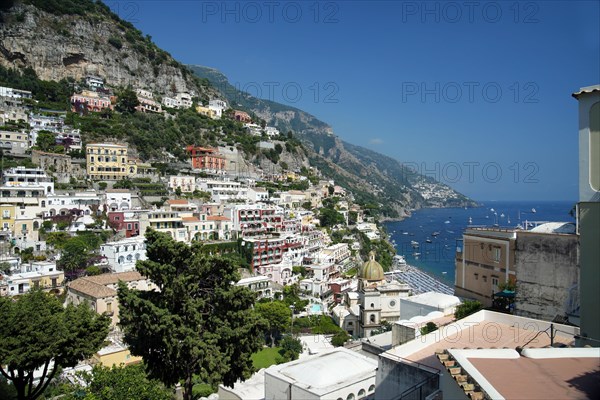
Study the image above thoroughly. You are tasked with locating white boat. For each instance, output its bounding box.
[444,220,450,224]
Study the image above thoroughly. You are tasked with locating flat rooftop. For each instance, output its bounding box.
[266,347,376,395]
[385,310,578,370]
[448,347,600,400]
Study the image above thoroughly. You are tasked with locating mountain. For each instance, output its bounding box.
[0,1,476,219]
[0,0,215,100]
[191,65,476,217]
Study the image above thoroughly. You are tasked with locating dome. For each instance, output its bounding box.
[359,251,385,281]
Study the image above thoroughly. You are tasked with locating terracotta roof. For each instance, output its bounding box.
[182,217,201,222]
[207,215,230,221]
[168,199,189,205]
[68,271,145,299]
[69,279,116,299]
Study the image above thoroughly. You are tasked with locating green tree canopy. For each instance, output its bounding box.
[0,290,110,400]
[118,230,265,400]
[116,87,139,114]
[69,364,173,400]
[256,301,291,347]
[34,131,57,152]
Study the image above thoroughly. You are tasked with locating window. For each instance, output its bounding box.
[474,273,479,280]
[482,275,487,283]
[389,300,396,307]
[2,210,9,218]
[106,302,112,313]
[493,247,501,262]
[492,277,499,286]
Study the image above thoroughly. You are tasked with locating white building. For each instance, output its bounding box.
[236,275,273,299]
[264,347,378,400]
[264,126,280,137]
[0,86,32,99]
[169,175,196,193]
[4,261,63,296]
[208,99,227,118]
[100,237,147,273]
[85,75,104,89]
[104,189,132,211]
[247,187,269,203]
[2,166,54,194]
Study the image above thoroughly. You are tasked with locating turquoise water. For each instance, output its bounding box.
[310,304,322,313]
[384,200,576,286]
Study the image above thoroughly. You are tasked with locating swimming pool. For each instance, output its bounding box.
[310,304,323,313]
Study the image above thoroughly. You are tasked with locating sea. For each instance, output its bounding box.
[384,200,576,287]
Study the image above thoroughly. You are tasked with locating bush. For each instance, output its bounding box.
[454,300,482,320]
[108,36,123,49]
[420,322,438,336]
[331,331,350,347]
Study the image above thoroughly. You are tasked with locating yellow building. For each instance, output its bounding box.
[86,143,136,180]
[196,105,218,119]
[93,339,142,367]
[0,204,16,232]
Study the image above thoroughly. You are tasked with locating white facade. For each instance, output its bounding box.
[169,175,196,193]
[265,126,280,137]
[248,187,270,203]
[100,237,147,273]
[264,348,377,400]
[104,190,132,211]
[208,99,227,118]
[2,167,54,194]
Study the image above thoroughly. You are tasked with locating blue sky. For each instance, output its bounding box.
[107,1,599,201]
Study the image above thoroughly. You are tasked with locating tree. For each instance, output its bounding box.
[0,290,110,400]
[256,301,291,347]
[116,87,139,114]
[319,207,345,228]
[279,336,302,361]
[98,181,108,191]
[72,364,173,400]
[0,262,12,275]
[118,230,265,400]
[35,131,57,152]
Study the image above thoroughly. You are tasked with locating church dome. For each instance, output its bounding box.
[359,251,385,281]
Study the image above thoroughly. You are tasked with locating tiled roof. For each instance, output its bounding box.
[68,271,145,299]
[207,215,230,221]
[182,217,201,222]
[69,279,116,299]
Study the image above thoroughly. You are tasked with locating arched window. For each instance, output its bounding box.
[358,389,366,398]
[346,394,355,400]
[33,221,40,230]
[370,314,376,323]
[370,303,375,309]
[118,256,124,264]
[368,385,375,393]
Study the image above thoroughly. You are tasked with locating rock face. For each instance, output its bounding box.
[0,3,210,97]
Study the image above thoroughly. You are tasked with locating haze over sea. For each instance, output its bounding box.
[384,200,576,286]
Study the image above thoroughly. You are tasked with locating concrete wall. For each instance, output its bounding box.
[392,323,416,347]
[399,298,439,320]
[375,355,439,400]
[514,232,578,323]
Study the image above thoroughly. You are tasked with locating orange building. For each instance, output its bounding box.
[185,146,226,171]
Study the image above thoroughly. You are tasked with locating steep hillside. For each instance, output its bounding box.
[190,65,331,136]
[0,0,215,99]
[191,65,477,217]
[0,0,476,219]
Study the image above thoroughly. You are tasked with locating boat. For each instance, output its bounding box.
[432,231,440,236]
[410,240,419,246]
[425,239,432,243]
[402,232,409,235]
[444,220,450,224]
[413,252,421,256]
[442,271,448,275]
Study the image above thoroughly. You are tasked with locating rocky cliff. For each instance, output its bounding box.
[0,1,214,98]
